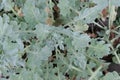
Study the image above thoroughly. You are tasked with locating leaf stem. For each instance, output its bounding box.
[88,65,102,80]
[15,30,35,33]
[11,7,18,16]
[70,65,82,72]
[106,38,120,64]
[57,68,61,80]
[69,6,79,15]
[85,54,101,65]
[111,45,120,64]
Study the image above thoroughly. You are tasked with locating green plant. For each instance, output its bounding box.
[0,0,120,80]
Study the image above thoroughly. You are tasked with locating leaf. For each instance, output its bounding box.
[9,69,43,80]
[23,0,39,26]
[73,53,87,70]
[1,0,14,11]
[1,0,120,80]
[26,44,52,68]
[73,21,89,32]
[48,67,66,80]
[58,0,70,17]
[78,6,101,23]
[0,15,24,71]
[23,0,47,26]
[91,0,108,8]
[77,0,109,23]
[111,0,120,6]
[39,45,52,60]
[14,0,25,7]
[101,71,120,80]
[72,33,91,50]
[88,40,111,58]
[2,14,10,23]
[35,23,51,41]
[52,33,64,50]
[0,15,14,37]
[71,34,90,70]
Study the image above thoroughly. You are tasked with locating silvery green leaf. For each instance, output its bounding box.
[101,71,120,80]
[1,0,14,11]
[58,0,70,16]
[78,6,101,23]
[14,0,25,7]
[26,45,52,68]
[73,22,89,32]
[35,23,50,41]
[111,0,120,6]
[91,0,108,8]
[18,22,28,31]
[88,40,111,58]
[72,34,91,50]
[73,53,87,70]
[23,0,39,26]
[2,39,23,55]
[23,0,47,26]
[16,39,24,51]
[35,0,47,9]
[2,14,10,23]
[39,45,52,60]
